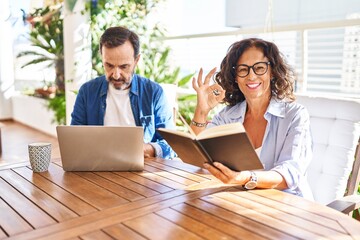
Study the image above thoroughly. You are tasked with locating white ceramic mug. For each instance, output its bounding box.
[28,142,52,172]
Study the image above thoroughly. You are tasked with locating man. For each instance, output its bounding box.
[71,26,175,159]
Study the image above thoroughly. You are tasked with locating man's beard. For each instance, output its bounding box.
[108,73,133,90]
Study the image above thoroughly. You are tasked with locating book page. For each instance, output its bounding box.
[197,122,246,140]
[157,128,195,139]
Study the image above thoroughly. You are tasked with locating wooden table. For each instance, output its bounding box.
[0,158,359,240]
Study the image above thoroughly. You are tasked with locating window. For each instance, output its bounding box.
[165,26,360,98]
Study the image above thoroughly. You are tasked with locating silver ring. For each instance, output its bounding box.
[213,89,220,96]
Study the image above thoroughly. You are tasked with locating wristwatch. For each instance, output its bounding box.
[243,171,257,190]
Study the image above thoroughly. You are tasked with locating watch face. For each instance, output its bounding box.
[245,181,257,190]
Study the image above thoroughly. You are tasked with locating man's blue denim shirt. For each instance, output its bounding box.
[71,74,176,159]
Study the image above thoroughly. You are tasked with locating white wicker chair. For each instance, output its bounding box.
[297,94,360,219]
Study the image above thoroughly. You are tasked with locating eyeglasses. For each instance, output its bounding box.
[232,61,271,78]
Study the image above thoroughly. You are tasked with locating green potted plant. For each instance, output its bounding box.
[17,4,66,125]
[17,1,196,127]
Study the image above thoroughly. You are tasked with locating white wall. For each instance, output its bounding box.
[12,95,57,136]
[226,0,360,28]
[160,0,235,36]
[63,0,91,125]
[0,0,15,119]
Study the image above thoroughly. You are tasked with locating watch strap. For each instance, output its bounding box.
[243,171,257,190]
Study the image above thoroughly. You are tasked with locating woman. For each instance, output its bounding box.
[191,38,313,199]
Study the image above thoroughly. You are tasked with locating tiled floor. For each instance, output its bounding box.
[0,120,60,168]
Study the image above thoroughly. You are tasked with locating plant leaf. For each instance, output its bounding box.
[178,72,195,87]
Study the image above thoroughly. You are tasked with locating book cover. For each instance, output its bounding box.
[158,122,264,171]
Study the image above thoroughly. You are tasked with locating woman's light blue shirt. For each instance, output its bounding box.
[208,98,314,199]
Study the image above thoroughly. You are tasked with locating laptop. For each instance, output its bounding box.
[56,126,144,171]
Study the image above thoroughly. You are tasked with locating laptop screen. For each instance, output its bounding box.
[56,126,144,171]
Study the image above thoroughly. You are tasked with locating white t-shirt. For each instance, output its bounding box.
[104,84,136,126]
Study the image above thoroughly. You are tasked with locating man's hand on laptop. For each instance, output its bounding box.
[143,143,155,158]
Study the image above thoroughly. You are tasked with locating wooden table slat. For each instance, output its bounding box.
[200,194,335,240]
[151,158,211,179]
[143,164,197,186]
[145,160,210,182]
[252,189,353,222]
[38,164,129,209]
[0,230,8,240]
[8,188,225,240]
[0,169,78,222]
[337,218,360,238]
[234,190,346,233]
[0,177,56,228]
[12,167,97,216]
[170,203,268,240]
[186,198,298,240]
[130,170,189,190]
[113,171,174,193]
[94,172,160,197]
[103,224,147,240]
[80,230,114,240]
[156,208,240,240]
[123,213,203,240]
[0,198,33,237]
[73,172,144,201]
[217,191,349,238]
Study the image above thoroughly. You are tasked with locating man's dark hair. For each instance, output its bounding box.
[99,26,140,58]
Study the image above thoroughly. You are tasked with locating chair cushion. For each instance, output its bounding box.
[297,94,360,204]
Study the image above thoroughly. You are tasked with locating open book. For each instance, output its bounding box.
[158,122,264,171]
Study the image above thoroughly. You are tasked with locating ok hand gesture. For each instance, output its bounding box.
[192,67,226,116]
